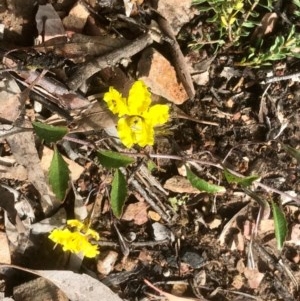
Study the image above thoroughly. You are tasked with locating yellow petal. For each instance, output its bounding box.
[81,240,100,258]
[127,116,154,147]
[118,117,135,148]
[221,16,228,27]
[127,81,151,115]
[145,104,169,126]
[67,219,84,231]
[117,116,155,148]
[86,228,100,240]
[103,87,128,116]
[49,229,71,244]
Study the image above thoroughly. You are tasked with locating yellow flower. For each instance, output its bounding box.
[49,220,100,258]
[103,80,169,148]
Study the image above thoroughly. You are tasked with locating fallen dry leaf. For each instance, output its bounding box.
[251,12,278,40]
[40,146,84,181]
[244,267,264,289]
[0,164,27,181]
[164,175,199,193]
[122,199,149,225]
[288,224,300,246]
[0,265,124,301]
[138,48,189,104]
[0,76,21,122]
[35,4,65,43]
[0,231,11,264]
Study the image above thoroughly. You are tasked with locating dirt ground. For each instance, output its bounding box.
[0,0,300,300]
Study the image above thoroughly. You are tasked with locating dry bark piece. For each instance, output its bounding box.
[6,131,58,214]
[138,48,188,104]
[35,34,129,63]
[63,2,90,33]
[2,57,91,110]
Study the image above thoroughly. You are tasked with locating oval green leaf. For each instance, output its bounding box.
[186,166,226,194]
[272,202,287,251]
[111,169,127,218]
[33,121,68,143]
[49,147,70,201]
[97,150,135,168]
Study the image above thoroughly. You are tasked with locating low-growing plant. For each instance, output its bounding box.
[191,0,271,48]
[240,25,300,66]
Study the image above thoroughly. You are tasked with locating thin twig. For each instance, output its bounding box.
[152,10,195,100]
[67,33,153,91]
[97,238,169,248]
[261,71,300,84]
[60,136,300,205]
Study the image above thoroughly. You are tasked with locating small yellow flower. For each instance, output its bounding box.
[103,80,169,148]
[48,219,100,258]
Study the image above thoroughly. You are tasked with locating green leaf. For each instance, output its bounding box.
[272,202,287,251]
[185,166,226,194]
[241,21,256,28]
[192,0,207,4]
[287,25,296,41]
[49,147,70,201]
[223,168,259,187]
[282,144,300,164]
[147,159,157,172]
[97,150,135,168]
[32,121,68,143]
[111,169,127,218]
